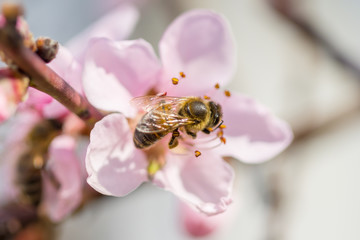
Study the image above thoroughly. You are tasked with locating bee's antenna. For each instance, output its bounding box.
[214,120,224,130]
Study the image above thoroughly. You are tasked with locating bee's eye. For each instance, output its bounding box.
[209,101,222,127]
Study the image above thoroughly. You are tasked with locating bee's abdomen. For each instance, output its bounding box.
[133,129,167,149]
[16,153,42,207]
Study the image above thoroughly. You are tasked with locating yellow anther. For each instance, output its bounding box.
[217,130,223,137]
[204,95,211,100]
[219,124,226,129]
[195,150,202,157]
[224,90,231,97]
[215,83,220,89]
[172,77,179,85]
[147,161,161,178]
[207,127,214,132]
[220,137,226,144]
[180,72,186,78]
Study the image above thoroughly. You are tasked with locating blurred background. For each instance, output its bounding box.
[3,0,360,239]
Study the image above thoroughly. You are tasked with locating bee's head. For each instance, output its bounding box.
[208,101,223,128]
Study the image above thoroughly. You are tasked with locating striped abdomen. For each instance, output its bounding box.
[133,128,168,149]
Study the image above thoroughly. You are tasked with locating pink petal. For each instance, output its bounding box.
[43,135,83,222]
[82,38,161,116]
[158,10,237,96]
[86,113,148,196]
[214,92,293,163]
[153,150,234,215]
[180,201,223,237]
[66,4,139,62]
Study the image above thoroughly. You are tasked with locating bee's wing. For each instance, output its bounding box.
[133,95,196,133]
[130,95,188,112]
[136,110,196,133]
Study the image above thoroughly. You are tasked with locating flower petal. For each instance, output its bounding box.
[214,92,293,163]
[82,38,161,116]
[158,10,237,96]
[86,113,148,196]
[66,4,139,62]
[43,135,83,222]
[179,201,225,237]
[153,150,234,215]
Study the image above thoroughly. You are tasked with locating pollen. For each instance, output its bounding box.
[224,90,231,97]
[180,72,186,78]
[172,78,179,85]
[215,83,220,89]
[195,150,202,157]
[217,130,223,137]
[219,124,226,129]
[204,95,211,100]
[220,137,226,144]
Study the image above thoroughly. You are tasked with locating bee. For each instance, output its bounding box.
[16,119,61,207]
[132,94,223,149]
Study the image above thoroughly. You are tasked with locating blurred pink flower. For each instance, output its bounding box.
[83,10,293,215]
[0,109,86,222]
[179,200,235,237]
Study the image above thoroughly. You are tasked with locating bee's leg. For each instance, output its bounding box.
[186,131,197,139]
[202,129,211,134]
[169,129,180,149]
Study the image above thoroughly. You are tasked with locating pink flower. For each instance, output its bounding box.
[83,10,293,215]
[0,109,86,222]
[179,200,236,237]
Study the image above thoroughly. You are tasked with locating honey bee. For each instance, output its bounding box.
[16,119,61,207]
[132,94,223,149]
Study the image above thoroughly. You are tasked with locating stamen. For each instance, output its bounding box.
[219,124,226,129]
[207,127,214,132]
[180,72,186,78]
[204,95,211,100]
[147,161,161,178]
[217,130,223,137]
[220,137,226,144]
[195,150,201,157]
[224,90,231,97]
[172,78,179,85]
[215,83,220,89]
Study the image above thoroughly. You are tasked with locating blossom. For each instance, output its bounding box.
[179,200,235,237]
[83,9,293,215]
